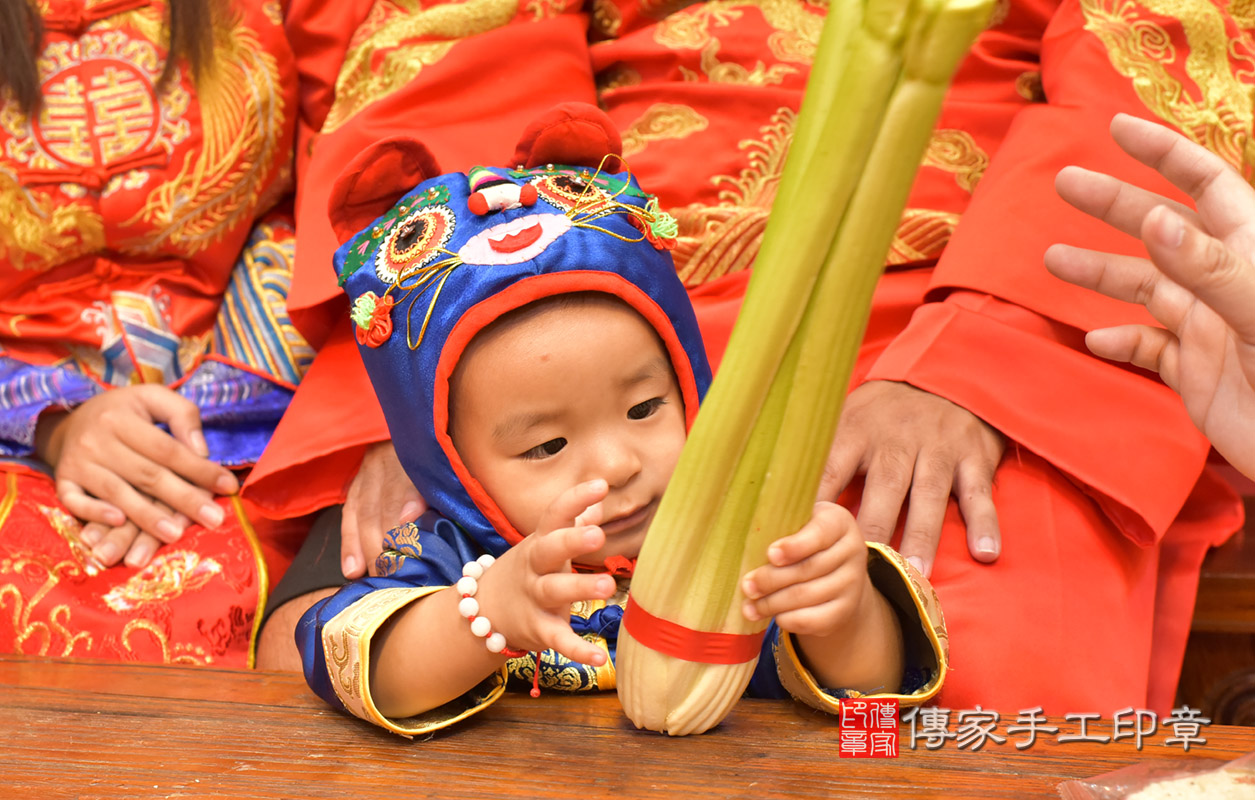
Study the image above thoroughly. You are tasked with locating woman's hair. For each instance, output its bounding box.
[0,0,215,116]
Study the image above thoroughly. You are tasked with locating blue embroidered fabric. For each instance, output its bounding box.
[0,357,99,457]
[0,217,305,467]
[0,356,292,467]
[299,510,791,712]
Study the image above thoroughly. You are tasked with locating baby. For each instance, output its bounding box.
[298,106,947,735]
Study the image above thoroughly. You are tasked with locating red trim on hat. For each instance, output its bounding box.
[433,272,702,545]
[622,594,765,665]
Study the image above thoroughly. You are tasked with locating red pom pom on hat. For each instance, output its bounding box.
[511,103,623,171]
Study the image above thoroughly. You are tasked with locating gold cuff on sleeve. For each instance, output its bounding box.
[775,541,949,714]
[321,585,508,737]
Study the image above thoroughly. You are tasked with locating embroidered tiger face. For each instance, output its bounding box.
[336,162,676,349]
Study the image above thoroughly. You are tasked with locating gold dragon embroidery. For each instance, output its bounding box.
[122,619,211,664]
[620,102,710,157]
[101,551,225,612]
[921,128,989,193]
[1080,0,1254,173]
[0,168,106,270]
[322,0,521,134]
[120,6,288,254]
[592,0,623,37]
[655,0,823,65]
[673,107,791,285]
[1,553,94,657]
[678,39,798,85]
[672,109,968,283]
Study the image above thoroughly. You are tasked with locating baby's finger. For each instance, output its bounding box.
[774,598,857,637]
[535,480,609,536]
[574,501,604,527]
[743,539,861,603]
[529,525,605,575]
[533,572,616,608]
[542,623,608,667]
[764,502,857,566]
[743,564,860,623]
[56,478,126,528]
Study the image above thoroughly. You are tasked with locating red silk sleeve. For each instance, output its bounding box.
[865,0,1250,545]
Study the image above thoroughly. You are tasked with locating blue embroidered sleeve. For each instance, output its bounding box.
[0,356,101,458]
[298,512,485,713]
[176,360,294,467]
[746,622,791,699]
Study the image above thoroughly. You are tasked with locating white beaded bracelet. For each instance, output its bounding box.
[457,554,527,658]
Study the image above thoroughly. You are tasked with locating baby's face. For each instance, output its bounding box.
[450,297,686,564]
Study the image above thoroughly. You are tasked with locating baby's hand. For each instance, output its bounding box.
[740,501,869,636]
[475,479,617,666]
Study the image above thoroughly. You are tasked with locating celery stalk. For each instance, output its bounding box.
[618,0,994,735]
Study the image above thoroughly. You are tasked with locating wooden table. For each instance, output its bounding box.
[3,657,1252,800]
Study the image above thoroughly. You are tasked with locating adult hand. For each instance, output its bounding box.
[341,440,426,579]
[475,479,617,666]
[37,384,238,545]
[819,380,1005,576]
[1045,113,1255,479]
[79,497,191,569]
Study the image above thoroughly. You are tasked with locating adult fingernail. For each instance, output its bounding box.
[907,556,925,574]
[975,536,998,557]
[1154,207,1184,248]
[157,519,183,541]
[343,554,359,577]
[399,501,421,522]
[199,503,224,528]
[94,542,118,564]
[125,541,154,568]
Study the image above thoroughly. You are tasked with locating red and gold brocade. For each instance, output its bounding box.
[0,0,297,372]
[0,1,306,668]
[256,0,1249,711]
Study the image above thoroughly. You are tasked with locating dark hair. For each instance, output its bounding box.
[0,0,214,116]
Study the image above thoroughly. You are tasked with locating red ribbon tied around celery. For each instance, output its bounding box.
[622,595,764,665]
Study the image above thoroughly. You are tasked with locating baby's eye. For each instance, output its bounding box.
[628,397,666,420]
[521,437,567,460]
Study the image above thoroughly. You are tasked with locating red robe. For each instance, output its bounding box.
[254,0,1248,712]
[0,0,308,667]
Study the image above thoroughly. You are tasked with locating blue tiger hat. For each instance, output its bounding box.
[329,105,712,555]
